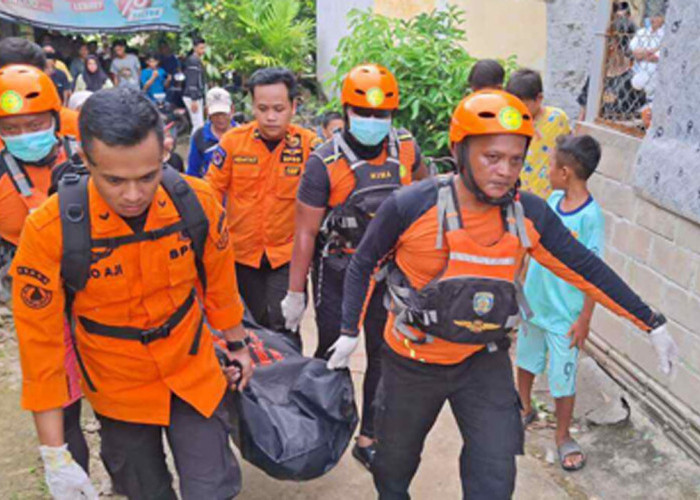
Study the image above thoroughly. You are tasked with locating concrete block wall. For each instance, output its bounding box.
[580,122,700,417]
[544,0,597,121]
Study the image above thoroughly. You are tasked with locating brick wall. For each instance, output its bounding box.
[581,122,700,415]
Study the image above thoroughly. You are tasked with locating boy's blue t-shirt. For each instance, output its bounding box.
[524,190,605,335]
[141,68,167,99]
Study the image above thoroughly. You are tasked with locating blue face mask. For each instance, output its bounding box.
[1,127,58,163]
[349,115,391,146]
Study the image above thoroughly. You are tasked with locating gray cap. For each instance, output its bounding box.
[206,87,232,115]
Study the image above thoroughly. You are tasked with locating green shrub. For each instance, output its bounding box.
[328,6,517,158]
[176,0,314,76]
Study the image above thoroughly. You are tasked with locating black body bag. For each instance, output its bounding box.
[217,317,358,481]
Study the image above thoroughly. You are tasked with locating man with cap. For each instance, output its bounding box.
[187,87,237,178]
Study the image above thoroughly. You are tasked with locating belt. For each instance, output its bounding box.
[79,289,197,345]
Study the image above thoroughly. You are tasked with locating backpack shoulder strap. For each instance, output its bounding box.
[59,172,92,293]
[435,176,462,249]
[333,132,364,171]
[160,166,209,292]
[1,150,34,197]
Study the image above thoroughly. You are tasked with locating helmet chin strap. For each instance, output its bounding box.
[456,141,517,206]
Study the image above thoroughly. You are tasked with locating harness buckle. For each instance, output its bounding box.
[140,324,171,344]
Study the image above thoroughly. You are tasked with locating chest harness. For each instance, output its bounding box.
[58,165,209,391]
[0,137,78,300]
[0,137,76,213]
[314,130,404,305]
[378,176,533,347]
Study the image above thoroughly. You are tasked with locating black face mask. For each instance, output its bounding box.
[455,141,521,206]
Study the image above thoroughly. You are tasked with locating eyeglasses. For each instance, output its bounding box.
[613,1,630,13]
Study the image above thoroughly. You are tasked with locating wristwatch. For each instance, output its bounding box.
[226,336,251,352]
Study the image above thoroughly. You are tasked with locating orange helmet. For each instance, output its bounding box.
[341,63,399,111]
[0,64,62,118]
[449,90,534,144]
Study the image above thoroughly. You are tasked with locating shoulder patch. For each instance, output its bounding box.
[310,140,338,165]
[397,130,414,141]
[20,284,53,309]
[211,146,227,169]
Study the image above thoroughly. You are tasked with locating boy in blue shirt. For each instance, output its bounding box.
[517,134,604,472]
[141,53,170,102]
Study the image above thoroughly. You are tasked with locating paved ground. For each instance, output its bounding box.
[2,304,700,499]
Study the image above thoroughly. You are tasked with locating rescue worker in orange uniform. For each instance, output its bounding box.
[0,37,80,145]
[206,68,320,344]
[282,63,428,468]
[332,90,678,499]
[0,64,79,247]
[0,64,89,479]
[11,88,252,499]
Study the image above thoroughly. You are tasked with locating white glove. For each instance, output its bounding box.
[40,444,97,500]
[281,291,306,331]
[326,335,361,370]
[650,325,679,376]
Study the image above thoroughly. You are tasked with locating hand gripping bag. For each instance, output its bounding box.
[217,319,358,481]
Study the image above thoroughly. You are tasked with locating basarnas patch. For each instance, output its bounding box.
[21,284,53,309]
[212,147,227,168]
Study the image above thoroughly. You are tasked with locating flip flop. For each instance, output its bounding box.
[558,438,586,472]
[522,408,538,428]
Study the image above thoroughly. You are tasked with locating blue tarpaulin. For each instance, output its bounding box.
[0,0,180,33]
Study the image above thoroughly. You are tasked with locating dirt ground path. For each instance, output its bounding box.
[2,305,700,499]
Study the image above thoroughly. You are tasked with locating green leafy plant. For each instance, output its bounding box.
[328,6,517,158]
[176,0,314,76]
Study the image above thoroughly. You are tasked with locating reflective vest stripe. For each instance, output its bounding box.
[448,252,516,266]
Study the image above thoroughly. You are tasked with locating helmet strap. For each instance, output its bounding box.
[456,140,517,206]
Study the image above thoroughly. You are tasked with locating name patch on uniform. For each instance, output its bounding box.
[281,145,303,164]
[284,165,302,176]
[370,170,392,180]
[90,264,124,279]
[21,284,52,309]
[16,266,50,285]
[232,155,258,165]
[212,147,227,169]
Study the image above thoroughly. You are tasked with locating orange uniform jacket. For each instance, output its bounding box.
[0,145,68,245]
[10,176,244,425]
[0,107,78,245]
[205,121,321,268]
[341,178,658,365]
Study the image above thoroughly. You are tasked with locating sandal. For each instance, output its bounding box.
[522,408,538,428]
[558,438,586,472]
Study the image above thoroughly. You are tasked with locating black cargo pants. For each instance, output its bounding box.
[96,394,240,500]
[312,254,386,439]
[373,345,524,500]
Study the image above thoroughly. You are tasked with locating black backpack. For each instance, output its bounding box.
[57,165,209,391]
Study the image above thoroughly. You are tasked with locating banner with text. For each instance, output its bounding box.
[0,0,180,33]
